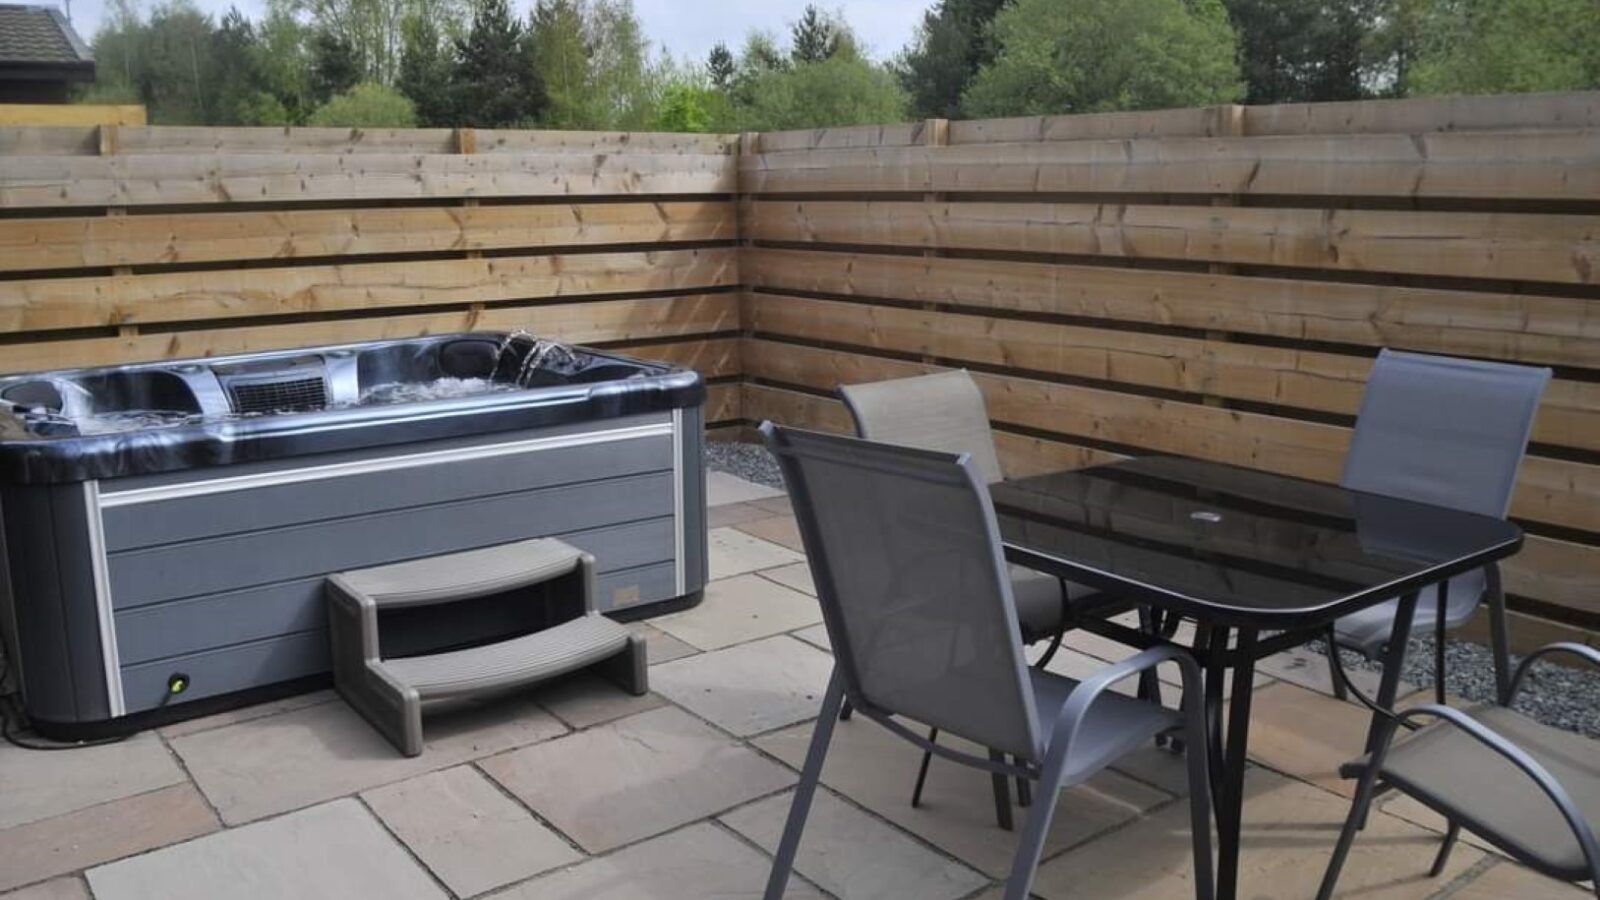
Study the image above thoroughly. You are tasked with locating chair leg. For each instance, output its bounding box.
[1428,821,1461,878]
[1015,760,1032,808]
[1001,752,1070,900]
[764,669,845,900]
[839,698,853,721]
[1434,579,1450,705]
[1181,665,1216,900]
[1327,629,1350,702]
[1315,731,1394,900]
[910,727,939,808]
[1486,564,1513,706]
[988,749,1015,832]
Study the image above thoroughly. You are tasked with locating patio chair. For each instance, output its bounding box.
[839,370,1125,826]
[758,421,1214,900]
[1318,643,1600,899]
[1329,350,1550,706]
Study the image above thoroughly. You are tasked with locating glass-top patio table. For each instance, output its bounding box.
[989,455,1524,900]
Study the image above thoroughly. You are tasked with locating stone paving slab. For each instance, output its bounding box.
[86,799,444,900]
[479,706,793,853]
[708,527,805,580]
[722,788,989,900]
[171,693,566,825]
[755,718,1171,878]
[0,785,218,893]
[0,733,185,831]
[157,690,337,739]
[1244,681,1376,799]
[1029,768,1483,900]
[1452,859,1589,898]
[362,765,581,898]
[536,672,666,730]
[734,515,805,552]
[486,822,825,899]
[650,573,821,652]
[707,471,784,507]
[627,622,700,665]
[708,501,777,529]
[758,562,816,597]
[0,878,89,900]
[792,623,830,651]
[652,635,833,737]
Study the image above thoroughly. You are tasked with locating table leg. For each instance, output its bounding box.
[1201,626,1228,803]
[1363,591,1419,754]
[1214,629,1259,900]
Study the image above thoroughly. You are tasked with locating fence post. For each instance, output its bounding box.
[98,123,141,340]
[738,131,762,441]
[1202,105,1245,408]
[454,127,486,328]
[919,118,949,367]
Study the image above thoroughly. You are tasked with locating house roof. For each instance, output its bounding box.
[0,4,94,77]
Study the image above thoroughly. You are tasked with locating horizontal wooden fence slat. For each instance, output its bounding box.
[703,382,742,423]
[743,292,1600,452]
[605,336,741,379]
[742,248,1600,369]
[740,346,1600,617]
[747,200,1600,285]
[740,129,1600,200]
[0,247,736,333]
[947,106,1235,145]
[0,150,737,208]
[0,201,735,273]
[741,338,1600,538]
[1240,91,1600,137]
[2,293,738,373]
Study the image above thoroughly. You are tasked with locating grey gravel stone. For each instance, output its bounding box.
[705,440,784,489]
[1311,635,1600,739]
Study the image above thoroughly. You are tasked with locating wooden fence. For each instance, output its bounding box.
[739,92,1600,647]
[0,124,744,431]
[1,93,1598,643]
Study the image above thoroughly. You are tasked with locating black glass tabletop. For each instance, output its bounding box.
[989,456,1524,629]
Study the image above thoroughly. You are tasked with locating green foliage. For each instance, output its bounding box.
[397,12,455,124]
[735,53,908,132]
[530,0,655,130]
[653,80,733,132]
[896,0,1005,118]
[309,30,363,103]
[1394,0,1600,96]
[962,0,1244,117]
[450,0,545,126]
[706,42,735,89]
[306,81,418,125]
[1224,0,1374,103]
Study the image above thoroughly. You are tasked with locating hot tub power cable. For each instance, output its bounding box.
[0,654,129,751]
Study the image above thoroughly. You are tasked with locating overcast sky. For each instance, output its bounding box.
[57,0,928,64]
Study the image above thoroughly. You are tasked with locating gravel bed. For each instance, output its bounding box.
[706,440,785,489]
[1311,635,1600,739]
[706,441,1600,740]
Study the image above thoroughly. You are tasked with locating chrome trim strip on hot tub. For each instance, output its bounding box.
[82,481,127,717]
[99,422,674,508]
[672,408,686,596]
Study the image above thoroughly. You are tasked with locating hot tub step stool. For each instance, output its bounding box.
[327,538,647,756]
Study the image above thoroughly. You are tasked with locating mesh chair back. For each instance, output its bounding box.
[1342,350,1550,518]
[762,422,1043,760]
[839,371,1005,484]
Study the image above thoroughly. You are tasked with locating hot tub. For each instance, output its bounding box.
[0,333,707,737]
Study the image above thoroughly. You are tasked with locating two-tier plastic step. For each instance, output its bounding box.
[327,537,646,756]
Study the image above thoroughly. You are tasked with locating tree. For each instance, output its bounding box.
[1225,0,1374,103]
[398,11,455,124]
[1385,0,1600,96]
[896,0,1005,119]
[961,0,1244,117]
[450,0,544,126]
[706,41,735,89]
[131,1,224,124]
[789,4,857,65]
[735,54,908,131]
[529,0,654,130]
[309,29,363,103]
[307,81,418,124]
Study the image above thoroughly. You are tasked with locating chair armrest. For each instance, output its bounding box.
[1045,645,1203,772]
[1508,642,1600,707]
[1378,704,1600,884]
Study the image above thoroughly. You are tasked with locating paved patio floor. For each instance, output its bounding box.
[0,469,1586,899]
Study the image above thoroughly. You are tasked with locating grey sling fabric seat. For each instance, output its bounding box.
[1330,350,1550,703]
[838,370,1103,643]
[1318,643,1600,899]
[758,422,1214,900]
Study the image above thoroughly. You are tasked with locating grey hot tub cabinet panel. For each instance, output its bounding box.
[0,407,707,729]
